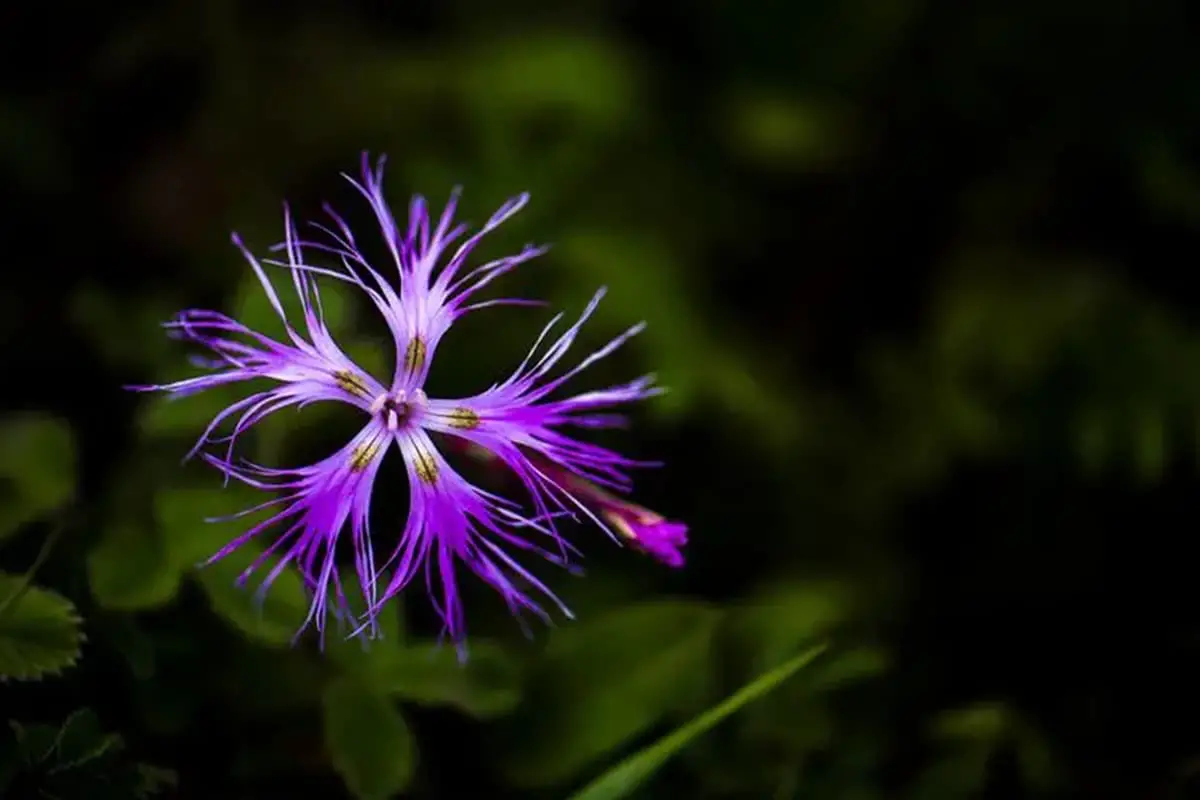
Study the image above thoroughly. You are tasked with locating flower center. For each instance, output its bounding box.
[370,388,427,432]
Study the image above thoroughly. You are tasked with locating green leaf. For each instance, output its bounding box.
[323,675,417,800]
[135,763,179,797]
[136,385,244,439]
[11,721,60,764]
[932,703,1010,743]
[153,485,263,568]
[87,462,224,612]
[717,581,861,754]
[500,599,722,787]
[566,644,828,800]
[724,581,850,675]
[7,709,176,799]
[1012,718,1058,789]
[197,543,309,647]
[807,645,889,691]
[910,702,1012,800]
[923,703,1059,793]
[0,573,84,681]
[326,570,405,676]
[0,414,75,539]
[53,708,124,770]
[154,485,308,646]
[686,586,864,787]
[87,521,181,611]
[381,641,522,719]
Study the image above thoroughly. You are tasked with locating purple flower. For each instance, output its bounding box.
[134,154,684,648]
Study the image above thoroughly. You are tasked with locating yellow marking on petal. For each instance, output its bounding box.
[403,337,427,375]
[445,407,481,430]
[602,510,637,541]
[334,370,370,398]
[412,444,439,485]
[349,438,384,472]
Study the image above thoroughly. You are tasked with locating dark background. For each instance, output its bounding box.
[3,0,1200,797]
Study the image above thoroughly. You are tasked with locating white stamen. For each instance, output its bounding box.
[372,389,417,432]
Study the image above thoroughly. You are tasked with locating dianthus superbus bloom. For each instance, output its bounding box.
[134,154,685,648]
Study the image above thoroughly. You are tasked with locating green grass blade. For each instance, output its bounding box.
[566,642,828,800]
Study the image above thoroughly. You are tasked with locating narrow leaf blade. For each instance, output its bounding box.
[567,643,828,800]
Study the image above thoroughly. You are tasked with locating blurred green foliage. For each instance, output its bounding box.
[0,709,175,798]
[0,415,75,539]
[323,675,418,800]
[499,600,722,786]
[4,0,1200,798]
[567,644,828,800]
